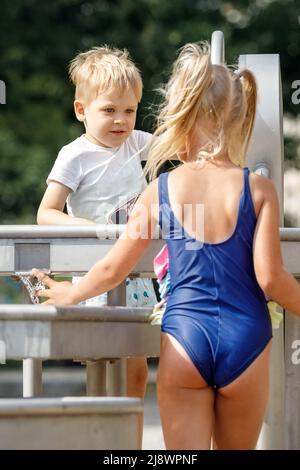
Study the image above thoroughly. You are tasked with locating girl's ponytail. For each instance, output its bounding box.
[239,69,257,160]
[145,42,214,180]
[145,42,258,177]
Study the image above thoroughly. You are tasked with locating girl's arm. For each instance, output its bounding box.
[253,177,300,317]
[33,179,159,304]
[37,181,95,225]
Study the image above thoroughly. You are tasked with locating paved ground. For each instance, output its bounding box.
[143,382,164,450]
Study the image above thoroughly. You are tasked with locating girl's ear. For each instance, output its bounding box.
[74,100,86,122]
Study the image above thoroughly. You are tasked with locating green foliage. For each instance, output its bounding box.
[0,0,299,222]
[0,277,23,304]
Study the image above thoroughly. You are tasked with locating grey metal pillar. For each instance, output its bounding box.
[107,282,127,396]
[22,285,43,397]
[211,30,225,65]
[239,53,285,449]
[23,358,43,397]
[107,359,127,396]
[86,360,107,396]
[85,281,127,397]
[239,54,284,209]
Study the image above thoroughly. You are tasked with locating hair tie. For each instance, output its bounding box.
[234,69,243,78]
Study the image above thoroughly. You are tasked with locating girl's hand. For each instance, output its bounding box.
[32,269,76,305]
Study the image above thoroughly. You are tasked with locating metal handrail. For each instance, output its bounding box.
[279,228,300,241]
[0,224,124,239]
[0,304,153,322]
[0,397,142,415]
[0,225,300,240]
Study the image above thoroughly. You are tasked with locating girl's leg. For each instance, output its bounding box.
[127,357,148,398]
[157,333,215,450]
[213,340,272,450]
[127,357,148,449]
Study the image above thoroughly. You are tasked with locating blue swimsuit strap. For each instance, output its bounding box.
[241,167,257,220]
[158,172,174,233]
[158,172,170,206]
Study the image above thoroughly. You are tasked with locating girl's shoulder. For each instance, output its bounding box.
[249,170,279,216]
[249,170,277,196]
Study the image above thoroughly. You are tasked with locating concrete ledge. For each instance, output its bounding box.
[0,396,142,449]
[0,396,142,415]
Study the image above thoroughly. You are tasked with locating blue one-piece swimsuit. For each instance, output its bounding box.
[159,167,272,389]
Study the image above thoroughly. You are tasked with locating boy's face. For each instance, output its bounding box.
[75,87,138,148]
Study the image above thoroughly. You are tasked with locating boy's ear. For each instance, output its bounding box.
[74,100,86,122]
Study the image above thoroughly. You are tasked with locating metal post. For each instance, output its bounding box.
[86,360,107,396]
[22,285,43,397]
[85,282,127,397]
[23,358,43,397]
[211,31,225,65]
[107,359,127,396]
[107,282,127,396]
[239,54,285,449]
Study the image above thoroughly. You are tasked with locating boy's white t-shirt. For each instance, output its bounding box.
[47,130,157,307]
[47,130,151,223]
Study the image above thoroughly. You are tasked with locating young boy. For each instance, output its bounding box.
[37,45,157,448]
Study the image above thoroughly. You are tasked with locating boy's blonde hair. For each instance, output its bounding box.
[69,45,143,103]
[145,42,257,180]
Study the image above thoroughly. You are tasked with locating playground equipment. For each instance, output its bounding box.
[1,225,300,448]
[0,226,161,449]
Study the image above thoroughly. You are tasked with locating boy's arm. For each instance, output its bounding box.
[37,181,95,225]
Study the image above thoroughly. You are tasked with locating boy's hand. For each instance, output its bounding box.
[32,269,75,305]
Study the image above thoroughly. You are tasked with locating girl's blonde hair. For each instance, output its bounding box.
[69,45,143,103]
[145,42,257,180]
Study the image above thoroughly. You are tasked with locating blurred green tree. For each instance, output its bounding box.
[0,0,299,222]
